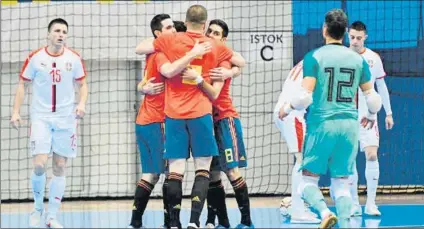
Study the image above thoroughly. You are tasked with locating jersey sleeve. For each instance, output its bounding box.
[360,58,372,85]
[19,55,36,81]
[374,54,386,79]
[217,44,233,63]
[302,51,318,78]
[218,60,232,69]
[154,52,170,71]
[153,33,175,53]
[74,56,87,81]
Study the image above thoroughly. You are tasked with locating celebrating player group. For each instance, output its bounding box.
[130,5,252,229]
[10,3,393,229]
[274,9,393,229]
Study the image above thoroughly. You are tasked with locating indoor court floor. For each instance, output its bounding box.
[2,196,424,228]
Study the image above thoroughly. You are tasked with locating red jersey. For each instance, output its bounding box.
[136,53,169,125]
[213,78,239,121]
[153,31,233,119]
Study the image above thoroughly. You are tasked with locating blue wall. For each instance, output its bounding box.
[292,0,424,186]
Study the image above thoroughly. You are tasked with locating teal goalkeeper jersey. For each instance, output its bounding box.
[303,43,371,124]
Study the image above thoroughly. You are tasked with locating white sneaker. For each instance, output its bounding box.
[291,212,321,224]
[29,209,43,228]
[46,218,63,228]
[289,207,320,224]
[187,223,198,228]
[364,204,381,216]
[205,223,215,228]
[351,204,363,217]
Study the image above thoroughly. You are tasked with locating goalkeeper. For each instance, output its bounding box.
[279,9,382,228]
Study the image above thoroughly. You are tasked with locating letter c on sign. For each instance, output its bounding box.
[260,45,273,61]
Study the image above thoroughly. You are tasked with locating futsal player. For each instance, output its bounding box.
[129,14,175,229]
[346,20,394,216]
[279,9,382,228]
[273,60,321,224]
[130,14,211,229]
[10,18,88,229]
[134,5,239,229]
[181,19,253,229]
[173,20,187,32]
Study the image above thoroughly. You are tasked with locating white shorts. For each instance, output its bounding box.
[276,114,306,153]
[358,121,379,152]
[30,115,78,158]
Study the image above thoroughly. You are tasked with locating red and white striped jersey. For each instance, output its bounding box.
[20,46,86,118]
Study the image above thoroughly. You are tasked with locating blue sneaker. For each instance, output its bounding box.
[215,225,230,229]
[235,224,255,228]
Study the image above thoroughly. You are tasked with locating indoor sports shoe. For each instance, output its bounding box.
[205,223,215,228]
[187,222,199,229]
[351,204,363,217]
[235,223,255,228]
[29,209,43,228]
[319,213,337,229]
[215,224,230,228]
[291,211,321,224]
[364,204,381,216]
[46,217,63,228]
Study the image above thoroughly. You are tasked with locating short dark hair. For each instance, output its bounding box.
[150,14,171,38]
[324,9,348,40]
[349,21,367,33]
[209,19,229,38]
[173,20,187,32]
[186,5,207,26]
[48,18,68,32]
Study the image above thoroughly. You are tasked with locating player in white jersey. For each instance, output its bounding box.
[10,18,88,228]
[273,60,320,224]
[347,21,394,216]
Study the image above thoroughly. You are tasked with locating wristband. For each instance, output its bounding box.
[195,75,204,84]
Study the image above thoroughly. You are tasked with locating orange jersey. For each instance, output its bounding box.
[153,31,233,119]
[136,53,169,125]
[213,78,239,121]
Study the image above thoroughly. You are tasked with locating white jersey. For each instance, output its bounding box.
[20,46,86,119]
[273,60,306,118]
[357,48,386,116]
[273,61,307,153]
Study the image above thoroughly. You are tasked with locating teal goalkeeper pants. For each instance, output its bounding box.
[300,119,358,178]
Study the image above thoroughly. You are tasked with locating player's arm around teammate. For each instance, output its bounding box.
[183,19,253,229]
[10,18,87,229]
[135,32,245,71]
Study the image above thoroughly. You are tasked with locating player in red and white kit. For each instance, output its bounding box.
[10,18,88,228]
[346,21,394,217]
[273,61,320,224]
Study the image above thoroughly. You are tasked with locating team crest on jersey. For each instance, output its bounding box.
[66,62,72,71]
[367,59,374,68]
